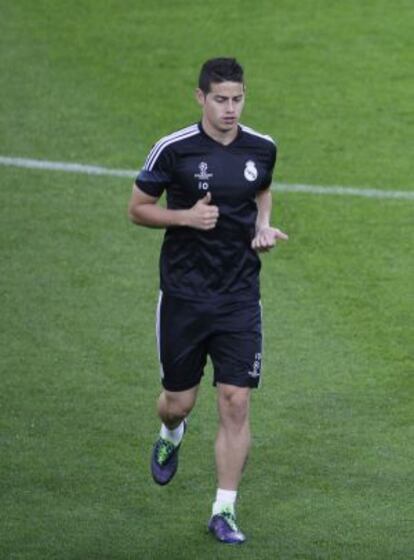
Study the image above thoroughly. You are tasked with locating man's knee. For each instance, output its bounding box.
[159,387,198,421]
[218,385,250,425]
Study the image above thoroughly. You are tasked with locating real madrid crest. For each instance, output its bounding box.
[244,160,258,182]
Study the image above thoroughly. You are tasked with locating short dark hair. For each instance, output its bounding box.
[198,58,244,94]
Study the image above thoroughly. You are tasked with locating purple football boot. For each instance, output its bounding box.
[150,420,187,485]
[208,508,246,544]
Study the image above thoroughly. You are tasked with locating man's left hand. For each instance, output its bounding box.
[251,226,289,252]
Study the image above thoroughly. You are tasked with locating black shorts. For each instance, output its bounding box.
[156,292,262,391]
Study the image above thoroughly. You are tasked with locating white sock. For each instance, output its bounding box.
[212,488,237,516]
[160,421,185,446]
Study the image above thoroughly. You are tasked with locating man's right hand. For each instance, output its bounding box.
[186,192,219,230]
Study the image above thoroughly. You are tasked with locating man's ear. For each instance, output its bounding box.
[195,88,206,107]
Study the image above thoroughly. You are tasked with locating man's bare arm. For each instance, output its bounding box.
[128,186,219,230]
[251,188,288,252]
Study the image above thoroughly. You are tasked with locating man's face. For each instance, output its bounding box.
[196,81,245,134]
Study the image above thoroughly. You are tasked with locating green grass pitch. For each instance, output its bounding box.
[1,1,413,559]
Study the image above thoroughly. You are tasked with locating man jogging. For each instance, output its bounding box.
[128,57,288,544]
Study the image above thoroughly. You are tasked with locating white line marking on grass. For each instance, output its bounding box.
[275,182,414,200]
[1,155,413,200]
[0,156,135,178]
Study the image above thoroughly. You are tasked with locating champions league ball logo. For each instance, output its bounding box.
[194,162,213,181]
[244,160,258,182]
[195,161,213,190]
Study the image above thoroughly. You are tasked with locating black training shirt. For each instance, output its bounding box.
[135,122,277,302]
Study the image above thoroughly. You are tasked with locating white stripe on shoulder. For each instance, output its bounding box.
[240,124,276,145]
[144,124,199,171]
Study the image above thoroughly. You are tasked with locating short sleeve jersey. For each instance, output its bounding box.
[135,122,277,303]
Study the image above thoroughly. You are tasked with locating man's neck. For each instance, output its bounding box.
[201,118,239,146]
